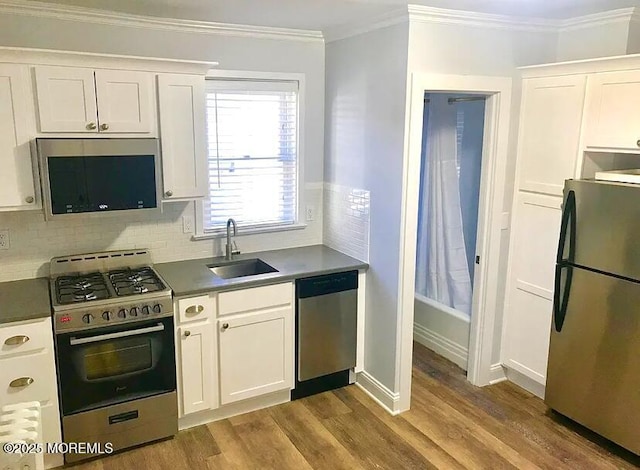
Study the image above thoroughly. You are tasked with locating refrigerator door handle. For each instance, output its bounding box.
[553,264,573,332]
[556,190,577,264]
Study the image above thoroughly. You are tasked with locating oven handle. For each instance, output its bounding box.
[69,323,165,346]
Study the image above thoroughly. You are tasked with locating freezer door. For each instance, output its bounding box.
[546,266,640,454]
[565,179,640,279]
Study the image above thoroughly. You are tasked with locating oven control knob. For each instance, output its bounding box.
[141,305,150,316]
[82,313,94,324]
[102,311,113,321]
[129,307,139,317]
[117,309,127,319]
[152,304,162,314]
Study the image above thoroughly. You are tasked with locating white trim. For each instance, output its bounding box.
[504,366,545,399]
[324,7,409,43]
[397,73,512,413]
[355,371,401,415]
[192,223,308,240]
[489,363,507,384]
[407,5,557,32]
[413,323,468,371]
[0,0,324,42]
[560,7,638,31]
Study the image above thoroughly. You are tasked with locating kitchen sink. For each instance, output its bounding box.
[208,258,278,280]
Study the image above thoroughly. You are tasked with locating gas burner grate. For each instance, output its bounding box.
[56,272,111,305]
[108,267,165,297]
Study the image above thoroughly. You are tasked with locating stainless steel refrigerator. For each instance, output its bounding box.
[546,178,640,455]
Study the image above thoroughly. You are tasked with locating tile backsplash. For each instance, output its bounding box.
[0,186,323,282]
[323,183,370,262]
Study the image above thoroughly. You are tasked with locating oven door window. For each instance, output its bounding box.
[56,317,176,416]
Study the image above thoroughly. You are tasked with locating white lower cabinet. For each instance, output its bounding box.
[175,282,294,416]
[177,322,215,415]
[218,306,293,405]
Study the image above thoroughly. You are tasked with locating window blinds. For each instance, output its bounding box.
[203,79,298,232]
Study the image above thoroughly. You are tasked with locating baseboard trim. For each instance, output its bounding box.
[355,371,401,415]
[489,363,507,384]
[413,322,468,370]
[505,367,545,399]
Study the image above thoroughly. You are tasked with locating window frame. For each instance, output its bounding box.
[194,70,306,239]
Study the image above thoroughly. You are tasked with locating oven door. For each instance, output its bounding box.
[56,316,176,416]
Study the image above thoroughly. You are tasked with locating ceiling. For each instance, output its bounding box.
[35,0,640,31]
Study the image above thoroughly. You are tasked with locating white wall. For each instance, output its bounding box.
[325,22,410,390]
[406,21,558,367]
[0,10,325,281]
[557,22,631,61]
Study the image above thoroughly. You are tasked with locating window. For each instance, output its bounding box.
[201,78,299,234]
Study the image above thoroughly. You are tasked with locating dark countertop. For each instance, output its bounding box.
[155,245,368,297]
[0,278,52,325]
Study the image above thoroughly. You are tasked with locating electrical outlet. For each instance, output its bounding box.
[0,229,9,250]
[182,215,194,234]
[305,205,315,222]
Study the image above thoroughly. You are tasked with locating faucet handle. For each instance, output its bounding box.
[232,241,241,255]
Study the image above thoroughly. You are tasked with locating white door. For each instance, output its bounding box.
[157,74,207,200]
[584,70,640,151]
[0,65,38,210]
[177,322,215,415]
[218,307,293,405]
[517,75,586,196]
[502,192,562,384]
[34,66,98,133]
[94,70,153,134]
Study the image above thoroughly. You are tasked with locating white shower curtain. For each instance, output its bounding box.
[415,95,473,316]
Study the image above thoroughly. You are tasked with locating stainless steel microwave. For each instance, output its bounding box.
[37,138,161,220]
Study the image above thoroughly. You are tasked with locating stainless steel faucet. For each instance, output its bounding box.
[225,218,240,260]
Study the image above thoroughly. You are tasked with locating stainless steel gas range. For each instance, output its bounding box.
[49,250,177,464]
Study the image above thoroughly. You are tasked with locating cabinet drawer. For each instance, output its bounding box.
[218,282,292,316]
[0,349,57,405]
[177,294,215,324]
[0,318,53,358]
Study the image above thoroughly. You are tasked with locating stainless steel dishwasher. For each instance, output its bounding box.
[292,270,358,399]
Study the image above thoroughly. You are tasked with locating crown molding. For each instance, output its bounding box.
[407,5,558,33]
[324,7,408,43]
[559,7,639,31]
[0,0,324,43]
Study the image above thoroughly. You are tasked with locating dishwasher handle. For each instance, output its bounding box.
[296,271,358,298]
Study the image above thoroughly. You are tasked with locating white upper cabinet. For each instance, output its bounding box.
[157,74,207,200]
[0,64,38,210]
[584,70,640,151]
[34,66,153,134]
[94,70,153,133]
[517,75,586,196]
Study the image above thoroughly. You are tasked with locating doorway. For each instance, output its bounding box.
[396,73,512,413]
[413,92,486,371]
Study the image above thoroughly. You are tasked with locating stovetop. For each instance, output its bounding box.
[55,267,166,305]
[50,250,173,333]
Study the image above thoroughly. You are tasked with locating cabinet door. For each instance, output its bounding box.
[517,75,586,196]
[34,66,98,132]
[157,74,207,200]
[585,70,640,150]
[95,70,153,133]
[0,65,38,210]
[502,192,562,384]
[218,307,293,405]
[177,322,215,415]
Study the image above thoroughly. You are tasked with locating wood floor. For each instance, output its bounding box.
[69,342,640,469]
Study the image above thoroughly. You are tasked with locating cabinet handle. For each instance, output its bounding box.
[165,190,173,197]
[184,330,191,337]
[221,323,229,331]
[4,335,30,346]
[100,123,109,131]
[185,305,204,315]
[25,196,34,204]
[9,377,34,388]
[636,139,640,148]
[86,122,97,130]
